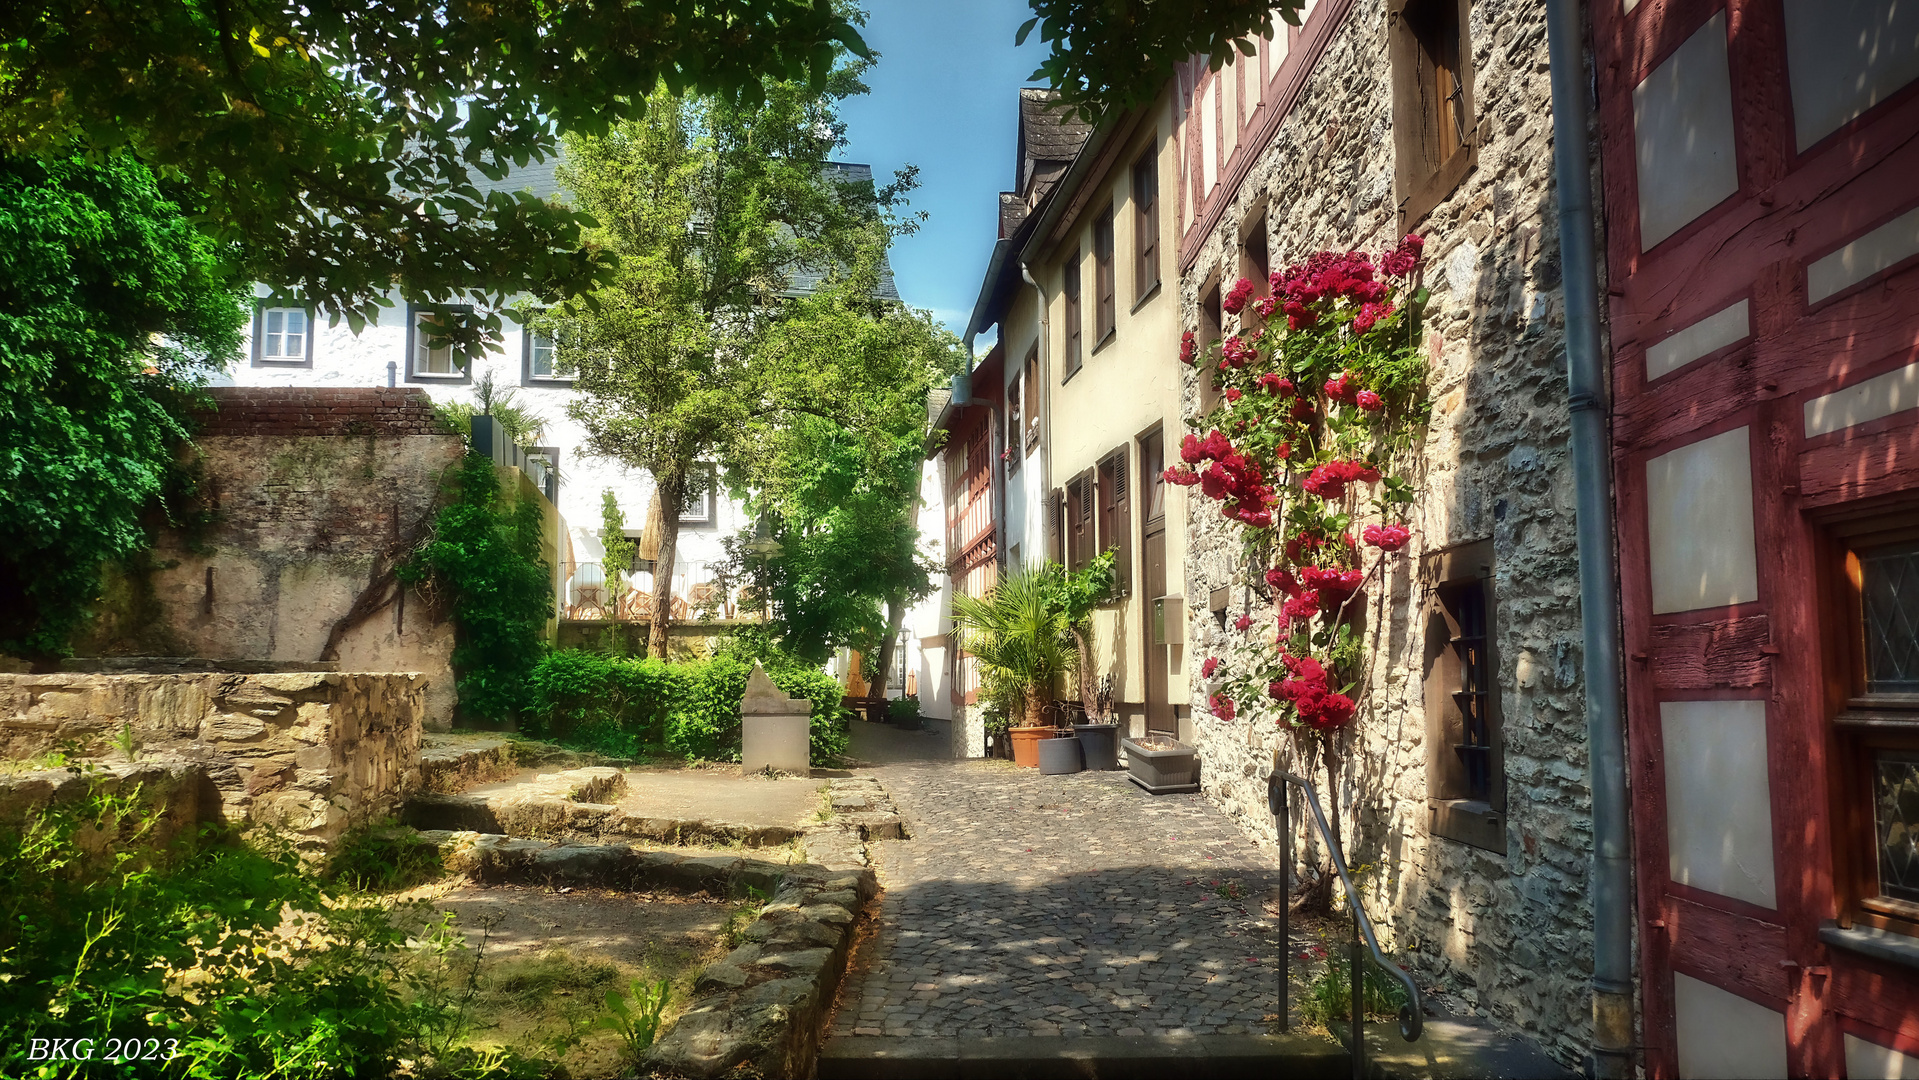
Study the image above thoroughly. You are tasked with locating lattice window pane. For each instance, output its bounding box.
[1875,750,1919,904]
[1861,540,1919,693]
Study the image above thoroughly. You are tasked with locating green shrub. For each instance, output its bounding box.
[399,451,553,725]
[1297,958,1409,1028]
[523,646,849,767]
[0,782,484,1079]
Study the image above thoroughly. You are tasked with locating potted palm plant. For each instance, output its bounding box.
[951,566,1073,768]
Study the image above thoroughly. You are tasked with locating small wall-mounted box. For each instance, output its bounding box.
[1153,595,1186,645]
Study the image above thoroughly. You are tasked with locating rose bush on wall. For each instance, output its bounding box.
[1169,236,1428,854]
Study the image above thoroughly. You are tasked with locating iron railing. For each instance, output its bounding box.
[1268,768,1422,1080]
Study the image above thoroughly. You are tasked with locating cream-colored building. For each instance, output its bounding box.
[958,87,1193,744]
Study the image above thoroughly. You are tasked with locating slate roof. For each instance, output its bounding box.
[999,192,1029,240]
[1018,89,1094,167]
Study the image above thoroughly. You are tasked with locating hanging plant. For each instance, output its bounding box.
[1170,235,1429,743]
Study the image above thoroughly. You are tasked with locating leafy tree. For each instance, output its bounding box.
[1018,0,1305,121]
[0,154,245,658]
[0,1,872,350]
[725,280,962,717]
[535,62,911,659]
[601,489,638,604]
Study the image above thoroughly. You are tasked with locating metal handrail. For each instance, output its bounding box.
[1269,767,1421,1080]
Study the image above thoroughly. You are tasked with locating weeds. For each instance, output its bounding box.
[721,883,775,949]
[1297,954,1409,1028]
[593,979,671,1064]
[109,722,140,762]
[327,822,445,892]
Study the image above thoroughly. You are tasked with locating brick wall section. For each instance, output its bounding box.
[194,387,445,438]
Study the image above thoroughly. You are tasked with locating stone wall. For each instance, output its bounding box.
[78,387,466,727]
[1176,2,1599,1068]
[0,671,424,849]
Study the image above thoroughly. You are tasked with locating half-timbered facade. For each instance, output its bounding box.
[1593,1,1919,1075]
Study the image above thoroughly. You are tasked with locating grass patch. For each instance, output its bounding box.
[327,822,445,892]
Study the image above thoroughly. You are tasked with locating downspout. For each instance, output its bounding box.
[1020,261,1052,506]
[1543,3,1633,1078]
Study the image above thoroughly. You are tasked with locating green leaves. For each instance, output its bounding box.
[1019,0,1308,122]
[0,0,871,349]
[401,452,553,724]
[0,154,245,657]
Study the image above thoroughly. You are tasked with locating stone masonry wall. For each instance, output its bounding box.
[1177,3,1600,1068]
[0,671,424,849]
[79,387,465,727]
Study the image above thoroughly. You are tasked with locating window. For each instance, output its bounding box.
[522,321,572,385]
[679,464,718,527]
[1096,445,1131,597]
[1067,469,1098,569]
[1197,280,1224,416]
[1006,378,1022,475]
[1134,150,1160,302]
[1389,0,1476,230]
[1240,214,1270,329]
[1023,349,1041,448]
[1141,429,1166,525]
[408,305,473,382]
[253,305,313,366]
[1424,539,1504,852]
[1063,249,1083,379]
[1094,205,1116,346]
[1830,520,1919,933]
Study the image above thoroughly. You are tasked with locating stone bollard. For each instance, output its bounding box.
[740,663,810,776]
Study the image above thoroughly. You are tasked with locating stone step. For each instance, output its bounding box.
[818,1034,1346,1080]
[818,1018,1576,1080]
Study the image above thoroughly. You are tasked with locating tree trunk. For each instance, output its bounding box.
[1023,682,1047,727]
[867,596,906,723]
[647,467,687,660]
[1072,625,1098,721]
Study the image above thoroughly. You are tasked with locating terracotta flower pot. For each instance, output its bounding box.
[1009,725,1052,768]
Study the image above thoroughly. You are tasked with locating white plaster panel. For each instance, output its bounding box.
[1645,427,1759,614]
[1633,13,1740,248]
[1805,360,1919,437]
[1673,973,1788,1079]
[1646,299,1750,380]
[1203,80,1220,194]
[1807,205,1919,304]
[1265,5,1293,73]
[1848,1034,1919,1080]
[1662,699,1777,909]
[1783,0,1919,151]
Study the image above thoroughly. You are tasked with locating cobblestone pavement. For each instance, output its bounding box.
[831,757,1317,1039]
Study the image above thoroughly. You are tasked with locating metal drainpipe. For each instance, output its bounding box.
[1543,2,1633,1077]
[1020,261,1052,507]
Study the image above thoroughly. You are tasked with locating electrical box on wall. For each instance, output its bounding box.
[1153,595,1185,645]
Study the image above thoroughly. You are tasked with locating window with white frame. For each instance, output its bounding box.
[522,320,572,385]
[409,306,469,379]
[255,306,310,364]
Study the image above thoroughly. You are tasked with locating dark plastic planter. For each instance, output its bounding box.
[1073,723,1122,770]
[1121,736,1200,794]
[1037,734,1084,774]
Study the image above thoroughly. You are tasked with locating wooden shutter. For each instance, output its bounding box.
[1095,206,1116,342]
[1048,487,1065,565]
[1063,251,1083,378]
[1106,446,1131,597]
[1198,282,1223,417]
[1071,470,1096,568]
[1134,151,1159,300]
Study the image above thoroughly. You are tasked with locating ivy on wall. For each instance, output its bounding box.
[399,451,552,724]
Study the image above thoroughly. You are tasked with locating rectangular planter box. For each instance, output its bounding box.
[1121,736,1200,794]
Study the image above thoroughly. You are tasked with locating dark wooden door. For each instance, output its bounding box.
[1140,430,1174,735]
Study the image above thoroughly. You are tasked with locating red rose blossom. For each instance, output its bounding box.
[1223,277,1256,314]
[1202,656,1220,678]
[1355,390,1383,411]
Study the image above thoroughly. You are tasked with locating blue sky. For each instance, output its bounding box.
[836,0,1046,341]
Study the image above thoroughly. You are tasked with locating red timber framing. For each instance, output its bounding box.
[1593,1,1919,1075]
[943,347,1005,708]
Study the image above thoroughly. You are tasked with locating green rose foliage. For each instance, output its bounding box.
[0,154,245,656]
[400,452,553,724]
[523,646,849,767]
